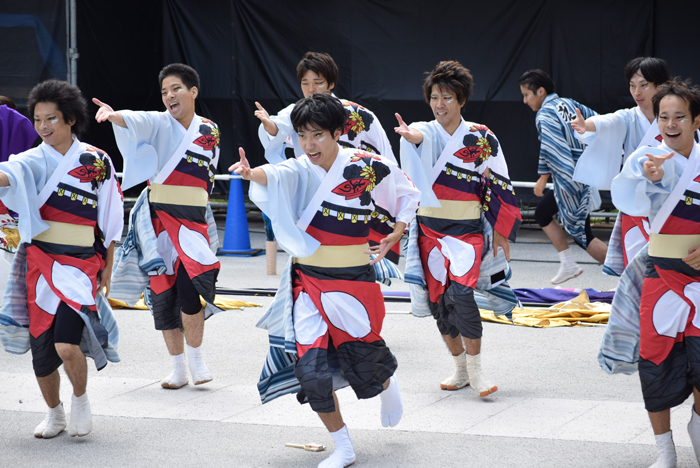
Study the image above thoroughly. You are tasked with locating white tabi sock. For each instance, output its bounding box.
[440,350,470,390]
[649,431,676,468]
[558,248,575,267]
[465,353,498,397]
[187,343,212,385]
[551,249,583,285]
[34,402,66,439]
[379,374,403,428]
[161,353,188,389]
[688,407,700,464]
[67,392,92,437]
[319,424,356,468]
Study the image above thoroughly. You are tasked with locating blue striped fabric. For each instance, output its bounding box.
[536,94,600,247]
[602,214,624,276]
[598,245,645,374]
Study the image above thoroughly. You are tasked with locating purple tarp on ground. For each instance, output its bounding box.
[0,104,36,162]
[513,288,615,305]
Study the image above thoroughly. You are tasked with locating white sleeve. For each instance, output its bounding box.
[111,110,165,190]
[373,158,421,226]
[573,109,631,189]
[610,148,678,218]
[365,111,397,163]
[260,104,296,165]
[97,156,125,247]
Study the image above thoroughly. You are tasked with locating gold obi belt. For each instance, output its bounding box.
[293,243,370,268]
[417,199,481,220]
[648,233,700,259]
[33,221,94,247]
[148,183,208,207]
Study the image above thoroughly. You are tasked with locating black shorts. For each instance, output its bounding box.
[30,302,84,378]
[429,282,482,340]
[534,190,595,249]
[639,338,700,413]
[152,261,203,330]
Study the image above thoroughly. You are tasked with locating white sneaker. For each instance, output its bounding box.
[379,375,403,428]
[649,431,676,468]
[319,425,356,468]
[67,393,92,437]
[34,402,66,438]
[550,263,583,285]
[440,351,470,390]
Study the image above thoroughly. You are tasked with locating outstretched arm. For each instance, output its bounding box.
[394,113,424,145]
[643,151,675,182]
[254,101,279,136]
[229,147,268,185]
[93,98,127,128]
[570,108,596,134]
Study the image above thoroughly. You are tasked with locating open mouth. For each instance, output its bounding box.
[169,102,180,113]
[665,131,681,140]
[308,151,321,160]
[40,131,53,138]
[436,111,448,117]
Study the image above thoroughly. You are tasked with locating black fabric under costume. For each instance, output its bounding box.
[535,190,595,249]
[428,282,483,340]
[30,301,84,377]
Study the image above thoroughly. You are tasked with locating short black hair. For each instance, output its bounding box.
[423,61,474,106]
[624,57,670,86]
[519,69,555,95]
[158,63,200,90]
[290,93,346,135]
[0,96,16,109]
[652,78,700,120]
[28,79,88,138]
[296,52,339,88]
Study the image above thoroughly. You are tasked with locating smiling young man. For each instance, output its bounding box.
[396,61,522,397]
[254,51,396,164]
[0,80,123,438]
[611,79,700,468]
[519,69,607,284]
[94,63,221,390]
[570,57,671,276]
[233,93,420,468]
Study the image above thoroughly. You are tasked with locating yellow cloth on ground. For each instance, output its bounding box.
[412,290,610,328]
[108,296,262,310]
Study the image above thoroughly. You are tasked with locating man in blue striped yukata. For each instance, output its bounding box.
[519,69,608,284]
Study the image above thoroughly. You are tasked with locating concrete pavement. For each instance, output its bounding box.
[1,218,697,467]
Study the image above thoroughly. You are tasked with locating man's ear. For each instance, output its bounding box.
[537,87,546,98]
[191,86,198,99]
[328,82,335,93]
[333,128,342,141]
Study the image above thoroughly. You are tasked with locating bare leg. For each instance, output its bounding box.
[586,238,608,264]
[317,391,344,433]
[442,334,465,356]
[55,343,87,396]
[36,370,61,408]
[541,220,570,252]
[182,308,205,348]
[464,337,481,356]
[649,409,671,435]
[161,328,188,388]
[162,328,185,355]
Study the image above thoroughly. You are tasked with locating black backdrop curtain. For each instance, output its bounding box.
[72,0,700,199]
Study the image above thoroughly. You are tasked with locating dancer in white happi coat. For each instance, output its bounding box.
[0,80,123,438]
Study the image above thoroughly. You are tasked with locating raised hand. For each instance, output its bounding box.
[255,101,278,136]
[643,151,675,182]
[93,98,116,123]
[570,108,587,134]
[229,147,252,178]
[394,113,423,145]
